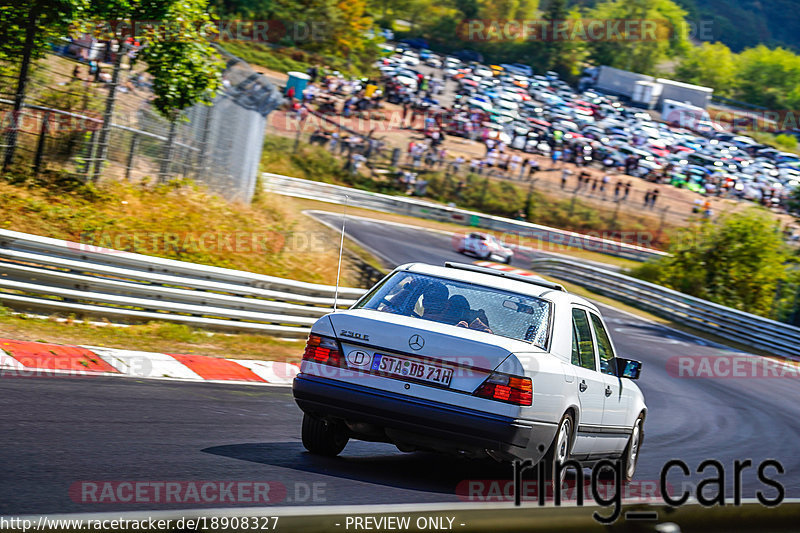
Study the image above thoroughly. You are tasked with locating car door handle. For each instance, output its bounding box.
[605,386,613,397]
[579,380,587,392]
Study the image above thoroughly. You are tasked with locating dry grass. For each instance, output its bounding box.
[0,178,353,285]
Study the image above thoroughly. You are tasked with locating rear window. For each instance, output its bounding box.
[353,272,552,348]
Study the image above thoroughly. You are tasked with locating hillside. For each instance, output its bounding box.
[570,0,800,52]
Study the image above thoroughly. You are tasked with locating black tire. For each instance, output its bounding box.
[542,412,575,497]
[503,255,512,264]
[621,414,644,482]
[301,414,349,457]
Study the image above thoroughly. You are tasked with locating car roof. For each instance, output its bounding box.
[395,262,599,312]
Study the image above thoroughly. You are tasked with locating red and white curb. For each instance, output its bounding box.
[0,338,299,386]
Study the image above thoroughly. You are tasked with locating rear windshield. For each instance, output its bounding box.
[353,272,552,348]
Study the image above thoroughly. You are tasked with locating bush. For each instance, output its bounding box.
[149,322,198,343]
[630,208,791,317]
[775,134,798,151]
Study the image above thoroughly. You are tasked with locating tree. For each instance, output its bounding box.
[84,0,177,181]
[734,45,800,110]
[0,0,88,171]
[329,0,372,56]
[585,0,689,74]
[477,0,538,21]
[540,0,568,73]
[140,0,223,182]
[674,41,736,96]
[642,208,790,317]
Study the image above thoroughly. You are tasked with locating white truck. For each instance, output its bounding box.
[661,99,711,129]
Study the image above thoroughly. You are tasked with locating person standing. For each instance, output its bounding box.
[561,168,571,189]
[528,158,540,180]
[614,180,622,200]
[650,188,660,209]
[551,148,562,168]
[623,181,631,200]
[644,189,652,207]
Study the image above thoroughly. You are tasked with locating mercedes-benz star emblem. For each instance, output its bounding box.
[408,334,424,350]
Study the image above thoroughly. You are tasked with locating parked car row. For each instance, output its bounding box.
[377,46,799,207]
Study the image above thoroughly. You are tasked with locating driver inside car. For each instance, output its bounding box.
[430,294,494,333]
[381,279,493,333]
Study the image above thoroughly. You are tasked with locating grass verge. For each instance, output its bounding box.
[1,175,351,285]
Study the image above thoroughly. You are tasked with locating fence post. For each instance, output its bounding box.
[196,104,214,178]
[91,42,126,182]
[293,113,307,153]
[33,111,51,175]
[82,130,98,179]
[159,118,177,183]
[125,132,139,181]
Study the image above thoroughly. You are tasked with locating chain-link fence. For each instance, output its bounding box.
[1,47,283,202]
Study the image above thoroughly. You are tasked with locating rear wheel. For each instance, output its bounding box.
[542,412,574,495]
[621,414,644,482]
[301,414,349,457]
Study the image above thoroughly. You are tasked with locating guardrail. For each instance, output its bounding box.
[0,229,367,338]
[529,257,800,358]
[4,226,796,356]
[262,173,666,263]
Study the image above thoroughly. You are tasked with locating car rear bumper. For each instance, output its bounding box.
[293,374,555,458]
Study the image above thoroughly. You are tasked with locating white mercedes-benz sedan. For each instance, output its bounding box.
[293,262,646,481]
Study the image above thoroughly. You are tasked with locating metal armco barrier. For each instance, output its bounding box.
[0,229,367,338]
[529,257,800,358]
[3,226,797,356]
[262,173,667,262]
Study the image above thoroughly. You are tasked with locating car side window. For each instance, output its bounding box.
[571,309,596,371]
[590,313,616,376]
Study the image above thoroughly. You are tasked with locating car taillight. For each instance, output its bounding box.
[303,334,344,367]
[474,373,532,406]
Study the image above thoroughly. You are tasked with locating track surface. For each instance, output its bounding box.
[2,215,797,514]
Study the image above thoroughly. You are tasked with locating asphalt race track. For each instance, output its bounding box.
[2,214,798,515]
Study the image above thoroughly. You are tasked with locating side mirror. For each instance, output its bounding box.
[615,358,642,380]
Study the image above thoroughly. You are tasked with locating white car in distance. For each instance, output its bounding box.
[292,262,647,489]
[458,232,514,264]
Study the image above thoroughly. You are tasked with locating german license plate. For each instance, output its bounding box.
[372,354,454,387]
